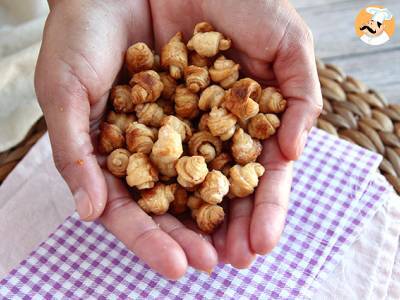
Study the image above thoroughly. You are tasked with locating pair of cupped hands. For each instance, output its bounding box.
[35,0,322,279]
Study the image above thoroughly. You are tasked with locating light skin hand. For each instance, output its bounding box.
[35,0,322,278]
[151,0,322,268]
[35,0,217,279]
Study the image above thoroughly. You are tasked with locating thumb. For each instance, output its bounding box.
[35,53,107,221]
[273,16,323,160]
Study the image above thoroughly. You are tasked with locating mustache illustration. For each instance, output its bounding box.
[360,25,376,34]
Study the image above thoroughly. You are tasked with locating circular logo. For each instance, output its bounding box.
[355,5,395,46]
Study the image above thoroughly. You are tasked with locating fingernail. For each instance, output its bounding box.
[73,188,93,220]
[297,130,309,158]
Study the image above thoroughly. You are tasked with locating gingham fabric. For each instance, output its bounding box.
[0,129,386,299]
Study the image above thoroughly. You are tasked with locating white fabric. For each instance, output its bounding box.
[0,0,47,152]
[387,245,400,299]
[0,134,74,277]
[0,0,47,26]
[313,181,400,299]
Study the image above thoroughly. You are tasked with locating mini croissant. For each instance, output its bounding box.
[198,85,225,111]
[198,144,216,164]
[159,72,177,100]
[106,148,131,177]
[207,107,237,141]
[209,56,240,89]
[258,87,287,114]
[198,113,210,131]
[188,131,222,163]
[161,115,192,142]
[187,22,231,57]
[173,85,199,119]
[98,122,125,154]
[150,125,183,177]
[229,162,265,198]
[125,42,154,73]
[248,113,280,140]
[97,20,287,234]
[126,153,159,189]
[169,185,188,215]
[176,156,209,189]
[231,128,262,165]
[190,199,225,234]
[138,183,176,215]
[196,203,224,234]
[157,98,175,115]
[111,85,135,113]
[224,78,261,121]
[189,52,211,67]
[187,195,204,216]
[209,153,233,177]
[135,102,165,128]
[199,170,229,204]
[106,111,136,133]
[184,65,210,93]
[126,122,157,154]
[153,54,161,71]
[161,32,188,79]
[237,118,250,131]
[130,70,164,105]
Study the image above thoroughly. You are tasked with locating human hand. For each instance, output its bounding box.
[35,0,322,279]
[35,0,218,279]
[149,0,322,267]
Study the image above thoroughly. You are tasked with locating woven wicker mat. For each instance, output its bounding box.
[1,59,399,194]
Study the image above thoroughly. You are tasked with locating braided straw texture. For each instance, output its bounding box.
[0,59,399,195]
[316,58,400,194]
[0,117,46,183]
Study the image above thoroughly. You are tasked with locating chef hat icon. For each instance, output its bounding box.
[366,7,393,24]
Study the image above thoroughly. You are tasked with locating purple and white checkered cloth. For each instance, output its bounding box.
[0,129,387,299]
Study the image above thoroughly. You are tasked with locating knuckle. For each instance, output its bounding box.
[52,148,74,177]
[130,227,159,250]
[254,200,287,213]
[104,196,132,215]
[52,143,92,180]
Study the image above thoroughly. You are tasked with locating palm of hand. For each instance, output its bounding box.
[36,0,321,279]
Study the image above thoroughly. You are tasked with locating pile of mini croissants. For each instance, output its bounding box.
[98,22,287,233]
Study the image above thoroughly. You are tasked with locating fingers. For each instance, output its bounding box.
[225,197,256,269]
[154,214,218,273]
[100,172,187,280]
[35,55,108,221]
[278,100,320,159]
[274,15,323,160]
[251,137,292,254]
[35,0,154,220]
